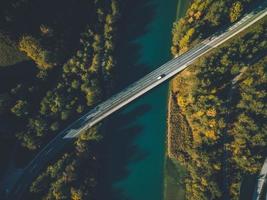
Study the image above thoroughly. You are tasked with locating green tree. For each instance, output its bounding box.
[28,118,47,137]
[11,100,29,117]
[85,87,101,106]
[50,122,60,131]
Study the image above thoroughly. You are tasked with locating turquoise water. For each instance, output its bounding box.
[101,0,178,200]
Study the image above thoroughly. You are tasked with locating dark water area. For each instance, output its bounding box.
[96,0,178,199]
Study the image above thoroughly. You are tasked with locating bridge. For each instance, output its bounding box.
[4,4,267,200]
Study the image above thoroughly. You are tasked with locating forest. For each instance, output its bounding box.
[169,0,266,200]
[171,0,262,55]
[0,0,119,199]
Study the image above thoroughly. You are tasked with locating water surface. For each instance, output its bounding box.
[100,0,178,199]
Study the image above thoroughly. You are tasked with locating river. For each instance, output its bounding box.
[98,0,186,199]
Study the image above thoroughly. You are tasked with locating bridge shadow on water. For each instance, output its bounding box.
[96,104,151,200]
[94,0,156,199]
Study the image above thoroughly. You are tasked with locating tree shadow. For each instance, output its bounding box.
[0,61,37,93]
[94,0,156,199]
[113,0,156,91]
[96,104,151,200]
[0,0,96,62]
[239,174,257,200]
[0,59,60,130]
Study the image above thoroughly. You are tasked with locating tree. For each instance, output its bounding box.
[230,2,243,22]
[89,54,100,73]
[16,131,39,150]
[19,35,54,69]
[111,0,119,17]
[71,79,80,89]
[40,24,53,36]
[28,118,47,137]
[85,87,100,106]
[205,1,227,26]
[71,188,83,200]
[104,55,114,72]
[179,28,195,52]
[50,122,60,131]
[11,100,29,117]
[76,105,84,113]
[30,173,50,193]
[61,110,71,121]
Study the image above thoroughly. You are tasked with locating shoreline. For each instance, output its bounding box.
[163,1,189,199]
[166,82,174,159]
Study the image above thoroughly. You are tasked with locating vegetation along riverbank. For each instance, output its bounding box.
[167,0,267,200]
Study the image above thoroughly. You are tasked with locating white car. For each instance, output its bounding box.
[157,74,166,80]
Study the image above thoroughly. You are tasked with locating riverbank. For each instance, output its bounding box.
[165,1,267,198]
[163,1,189,199]
[164,91,187,200]
[167,91,172,158]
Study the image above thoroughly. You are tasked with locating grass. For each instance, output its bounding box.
[164,92,190,200]
[176,0,190,20]
[164,156,186,200]
[0,33,27,68]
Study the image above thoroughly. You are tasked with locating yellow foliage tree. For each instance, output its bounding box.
[194,11,202,20]
[201,178,208,186]
[229,1,243,22]
[177,95,188,108]
[19,35,53,69]
[71,188,82,200]
[192,130,202,144]
[207,108,216,117]
[205,130,217,140]
[213,163,221,171]
[195,110,204,117]
[242,77,253,86]
[208,119,216,128]
[179,28,195,52]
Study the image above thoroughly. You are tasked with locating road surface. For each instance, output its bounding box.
[4,4,267,200]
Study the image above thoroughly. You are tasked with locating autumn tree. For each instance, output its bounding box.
[11,99,29,117]
[19,35,54,69]
[230,2,243,22]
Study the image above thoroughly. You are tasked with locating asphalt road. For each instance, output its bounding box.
[5,4,267,200]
